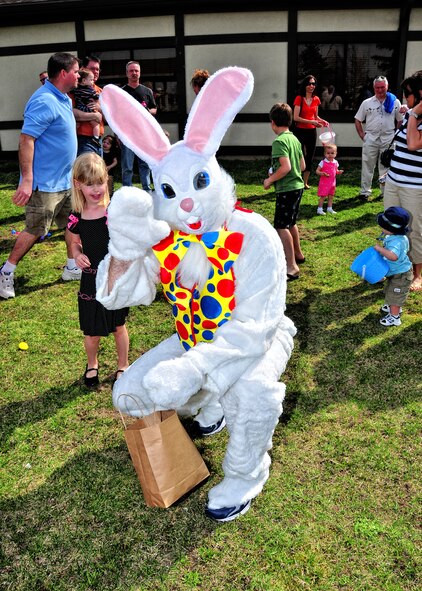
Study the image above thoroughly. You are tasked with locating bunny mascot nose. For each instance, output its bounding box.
[180,198,194,212]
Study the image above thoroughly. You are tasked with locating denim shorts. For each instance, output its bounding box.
[24,189,72,236]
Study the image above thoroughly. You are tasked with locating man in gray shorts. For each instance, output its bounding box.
[0,52,81,299]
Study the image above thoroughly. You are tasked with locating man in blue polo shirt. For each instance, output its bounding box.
[0,52,80,299]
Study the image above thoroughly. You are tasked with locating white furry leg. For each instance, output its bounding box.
[113,334,182,416]
[207,327,293,509]
[176,388,223,424]
[207,379,284,508]
[193,397,224,427]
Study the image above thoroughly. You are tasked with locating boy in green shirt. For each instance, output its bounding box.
[264,103,305,280]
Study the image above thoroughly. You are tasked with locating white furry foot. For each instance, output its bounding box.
[207,472,268,509]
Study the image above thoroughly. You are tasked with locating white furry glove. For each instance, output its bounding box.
[142,356,204,409]
[107,187,170,261]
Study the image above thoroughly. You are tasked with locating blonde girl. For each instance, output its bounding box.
[67,153,129,387]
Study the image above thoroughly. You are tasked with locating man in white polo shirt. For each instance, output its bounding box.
[355,75,403,201]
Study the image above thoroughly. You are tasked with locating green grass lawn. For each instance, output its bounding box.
[0,159,420,591]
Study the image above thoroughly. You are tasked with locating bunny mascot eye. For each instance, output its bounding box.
[193,171,210,190]
[98,66,297,523]
[161,183,176,199]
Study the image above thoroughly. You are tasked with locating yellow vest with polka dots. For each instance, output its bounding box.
[152,229,244,351]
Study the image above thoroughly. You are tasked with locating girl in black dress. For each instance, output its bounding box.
[67,153,129,387]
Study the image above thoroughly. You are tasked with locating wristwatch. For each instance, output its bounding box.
[410,111,421,120]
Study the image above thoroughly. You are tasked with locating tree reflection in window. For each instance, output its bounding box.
[297,43,396,111]
[95,48,178,112]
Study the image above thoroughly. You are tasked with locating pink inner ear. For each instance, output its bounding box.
[103,87,169,163]
[185,72,249,152]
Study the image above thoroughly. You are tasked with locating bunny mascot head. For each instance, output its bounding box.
[101,67,253,234]
[97,67,296,521]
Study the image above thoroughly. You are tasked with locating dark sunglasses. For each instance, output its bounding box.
[307,82,316,86]
[403,88,413,98]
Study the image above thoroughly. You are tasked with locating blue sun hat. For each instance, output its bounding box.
[377,206,410,235]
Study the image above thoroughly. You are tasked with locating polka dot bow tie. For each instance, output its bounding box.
[152,228,244,273]
[152,229,244,350]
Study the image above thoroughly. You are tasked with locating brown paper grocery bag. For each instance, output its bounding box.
[120,408,209,508]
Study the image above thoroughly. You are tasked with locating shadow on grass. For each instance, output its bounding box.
[286,281,421,414]
[1,228,65,258]
[240,192,382,232]
[0,211,25,225]
[0,446,216,591]
[0,382,91,445]
[304,212,379,240]
[6,275,66,297]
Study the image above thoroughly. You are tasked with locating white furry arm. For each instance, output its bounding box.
[96,252,160,309]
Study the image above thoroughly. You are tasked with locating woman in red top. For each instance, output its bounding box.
[293,75,328,189]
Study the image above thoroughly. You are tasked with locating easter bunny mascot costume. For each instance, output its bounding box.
[96,67,296,522]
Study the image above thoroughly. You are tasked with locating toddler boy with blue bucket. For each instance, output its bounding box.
[374,206,413,327]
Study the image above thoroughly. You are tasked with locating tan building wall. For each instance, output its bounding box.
[0,5,420,155]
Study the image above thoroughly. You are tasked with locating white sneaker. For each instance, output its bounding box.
[205,499,251,522]
[62,266,82,281]
[380,304,402,315]
[327,208,337,214]
[317,208,326,215]
[193,416,226,437]
[0,266,15,299]
[380,313,401,327]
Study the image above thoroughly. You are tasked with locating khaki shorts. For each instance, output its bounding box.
[384,181,422,264]
[24,189,72,237]
[384,270,413,307]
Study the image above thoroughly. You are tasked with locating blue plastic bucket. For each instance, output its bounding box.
[350,246,389,284]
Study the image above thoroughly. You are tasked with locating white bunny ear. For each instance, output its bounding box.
[99,85,170,167]
[184,67,254,156]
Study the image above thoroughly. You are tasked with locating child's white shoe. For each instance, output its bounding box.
[317,207,326,215]
[327,207,337,214]
[380,304,402,315]
[380,313,401,327]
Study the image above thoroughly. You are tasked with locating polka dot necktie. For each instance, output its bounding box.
[152,229,244,350]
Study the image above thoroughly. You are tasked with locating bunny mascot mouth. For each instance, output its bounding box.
[96,67,297,522]
[186,217,202,231]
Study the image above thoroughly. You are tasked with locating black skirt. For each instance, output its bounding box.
[68,213,129,337]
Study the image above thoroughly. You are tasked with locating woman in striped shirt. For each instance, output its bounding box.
[384,71,422,292]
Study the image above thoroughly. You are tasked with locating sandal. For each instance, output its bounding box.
[84,365,99,388]
[287,273,300,282]
[113,369,125,383]
[295,257,306,265]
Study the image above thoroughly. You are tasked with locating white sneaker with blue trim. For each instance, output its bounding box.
[205,499,251,522]
[380,313,401,327]
[380,304,402,315]
[193,416,226,437]
[0,265,15,299]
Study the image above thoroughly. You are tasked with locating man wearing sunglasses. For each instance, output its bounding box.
[39,71,48,85]
[355,76,404,201]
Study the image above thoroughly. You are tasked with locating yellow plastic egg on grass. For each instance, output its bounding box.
[18,341,29,350]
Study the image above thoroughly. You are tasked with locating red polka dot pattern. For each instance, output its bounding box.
[152,228,244,350]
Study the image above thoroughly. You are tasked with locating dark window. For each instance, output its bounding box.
[297,43,397,112]
[96,48,178,112]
